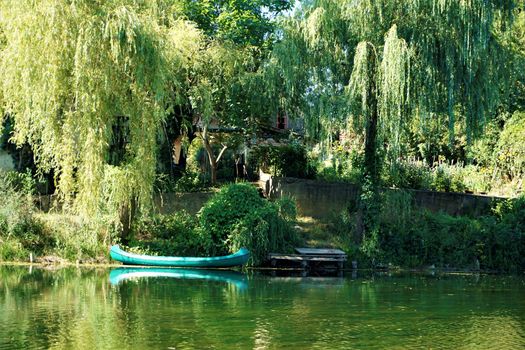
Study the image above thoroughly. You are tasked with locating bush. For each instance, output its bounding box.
[0,169,118,262]
[333,187,524,271]
[496,111,525,180]
[0,170,48,260]
[381,160,491,194]
[228,203,301,265]
[173,169,209,193]
[37,214,115,261]
[131,211,206,257]
[198,183,301,265]
[375,192,525,271]
[314,155,362,183]
[382,161,430,189]
[251,142,313,178]
[489,196,525,269]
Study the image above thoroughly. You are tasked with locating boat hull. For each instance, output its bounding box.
[109,245,250,267]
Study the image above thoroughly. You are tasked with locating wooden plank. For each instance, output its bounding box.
[291,254,347,260]
[295,248,346,256]
[268,254,346,262]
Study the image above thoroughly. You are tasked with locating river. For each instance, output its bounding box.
[0,266,524,349]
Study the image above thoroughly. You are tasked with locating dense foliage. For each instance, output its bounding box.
[198,183,300,265]
[267,0,523,196]
[0,0,523,270]
[331,191,525,272]
[0,0,291,221]
[251,142,314,178]
[130,210,204,257]
[0,170,112,261]
[124,183,300,266]
[271,0,516,142]
[0,1,178,218]
[0,170,44,260]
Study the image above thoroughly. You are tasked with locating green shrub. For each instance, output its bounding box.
[0,169,119,262]
[131,211,207,257]
[0,239,27,261]
[173,169,209,192]
[310,139,364,184]
[198,183,301,265]
[488,196,525,270]
[251,142,313,178]
[37,214,114,260]
[326,209,363,263]
[0,170,48,260]
[198,183,266,253]
[335,186,524,271]
[381,160,489,194]
[429,165,466,193]
[460,165,492,193]
[382,161,430,189]
[496,112,525,180]
[375,192,525,271]
[228,203,301,266]
[274,196,297,221]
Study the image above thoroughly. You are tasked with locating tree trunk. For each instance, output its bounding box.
[209,153,218,184]
[363,46,379,184]
[356,43,380,242]
[119,198,136,246]
[201,125,227,185]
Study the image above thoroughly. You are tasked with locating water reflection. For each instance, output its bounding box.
[109,267,248,290]
[0,265,523,349]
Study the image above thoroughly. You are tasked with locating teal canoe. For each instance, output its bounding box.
[109,245,250,268]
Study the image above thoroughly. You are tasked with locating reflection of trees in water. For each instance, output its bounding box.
[0,266,113,349]
[0,268,524,349]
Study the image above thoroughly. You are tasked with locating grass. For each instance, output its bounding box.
[295,216,342,248]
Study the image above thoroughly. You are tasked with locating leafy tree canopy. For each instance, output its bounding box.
[0,0,192,218]
[0,0,293,219]
[269,0,517,149]
[174,0,292,46]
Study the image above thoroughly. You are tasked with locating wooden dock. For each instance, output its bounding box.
[268,248,347,270]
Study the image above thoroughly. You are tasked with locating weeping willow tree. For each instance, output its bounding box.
[272,0,514,170]
[266,0,516,252]
[0,1,192,237]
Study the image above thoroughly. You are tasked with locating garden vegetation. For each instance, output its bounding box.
[0,0,523,270]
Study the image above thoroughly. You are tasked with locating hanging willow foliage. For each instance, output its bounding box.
[0,1,183,218]
[269,0,515,153]
[379,25,410,155]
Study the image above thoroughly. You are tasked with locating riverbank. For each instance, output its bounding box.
[1,258,522,276]
[1,172,524,272]
[2,200,524,273]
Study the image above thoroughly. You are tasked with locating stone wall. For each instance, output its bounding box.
[154,192,214,215]
[35,177,508,220]
[262,176,508,219]
[37,191,215,215]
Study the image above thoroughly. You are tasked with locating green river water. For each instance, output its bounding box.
[0,265,524,349]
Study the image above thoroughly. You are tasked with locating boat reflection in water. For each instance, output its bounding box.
[109,267,248,290]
